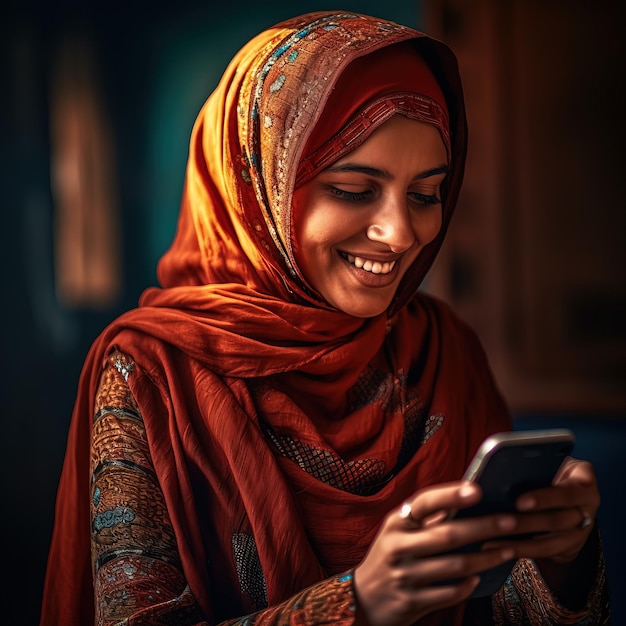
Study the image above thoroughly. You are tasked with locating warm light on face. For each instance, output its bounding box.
[293,115,448,318]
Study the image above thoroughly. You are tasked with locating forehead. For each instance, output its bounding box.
[332,116,448,168]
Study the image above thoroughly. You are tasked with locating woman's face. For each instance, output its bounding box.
[293,115,448,318]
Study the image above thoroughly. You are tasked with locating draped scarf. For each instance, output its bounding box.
[40,11,510,626]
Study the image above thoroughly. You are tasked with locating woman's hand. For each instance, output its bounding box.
[508,456,600,563]
[352,482,519,626]
[352,458,601,626]
[478,456,600,606]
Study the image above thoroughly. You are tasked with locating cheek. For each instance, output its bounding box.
[297,219,341,285]
[295,212,328,259]
[291,189,311,265]
[294,195,343,256]
[291,192,334,284]
[412,208,443,245]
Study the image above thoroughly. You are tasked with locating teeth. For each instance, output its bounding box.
[346,254,396,275]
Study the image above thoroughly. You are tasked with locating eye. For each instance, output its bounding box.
[328,187,373,202]
[409,192,441,206]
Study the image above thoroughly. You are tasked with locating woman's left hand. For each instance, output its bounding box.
[487,456,600,565]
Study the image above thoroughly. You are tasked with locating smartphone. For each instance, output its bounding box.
[449,428,575,598]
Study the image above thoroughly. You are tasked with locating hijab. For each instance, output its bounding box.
[41,11,509,626]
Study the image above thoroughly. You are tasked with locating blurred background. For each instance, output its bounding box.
[2,0,624,623]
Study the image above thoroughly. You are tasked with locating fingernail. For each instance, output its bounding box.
[459,483,478,498]
[501,548,515,560]
[517,496,536,511]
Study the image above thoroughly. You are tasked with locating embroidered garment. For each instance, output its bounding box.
[88,351,609,625]
[90,351,358,625]
[39,11,609,626]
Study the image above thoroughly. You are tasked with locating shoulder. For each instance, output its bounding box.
[94,348,140,413]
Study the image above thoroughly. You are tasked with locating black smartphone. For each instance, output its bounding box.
[449,428,575,598]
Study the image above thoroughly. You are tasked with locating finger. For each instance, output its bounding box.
[403,501,590,559]
[399,511,518,558]
[515,459,599,514]
[398,482,481,528]
[482,506,595,564]
[516,484,600,518]
[554,457,596,485]
[506,507,591,537]
[484,528,588,563]
[404,576,480,613]
[402,546,515,587]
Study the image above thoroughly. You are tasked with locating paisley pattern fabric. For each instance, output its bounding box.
[91,352,201,625]
[491,557,611,625]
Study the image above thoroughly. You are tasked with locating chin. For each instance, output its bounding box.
[334,300,391,319]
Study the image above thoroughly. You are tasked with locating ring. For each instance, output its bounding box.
[578,508,593,530]
[400,502,417,524]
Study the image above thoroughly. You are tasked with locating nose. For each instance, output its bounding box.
[366,194,417,253]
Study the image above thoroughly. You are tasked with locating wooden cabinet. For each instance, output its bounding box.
[423,0,625,413]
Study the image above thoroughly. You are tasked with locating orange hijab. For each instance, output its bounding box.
[41,11,510,626]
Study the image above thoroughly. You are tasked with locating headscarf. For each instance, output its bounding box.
[41,12,509,626]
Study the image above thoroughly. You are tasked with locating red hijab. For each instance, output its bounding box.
[41,11,509,626]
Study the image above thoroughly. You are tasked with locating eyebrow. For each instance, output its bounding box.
[324,163,449,180]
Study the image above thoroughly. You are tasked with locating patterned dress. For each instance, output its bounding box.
[91,351,610,625]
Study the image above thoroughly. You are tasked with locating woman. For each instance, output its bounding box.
[40,11,609,625]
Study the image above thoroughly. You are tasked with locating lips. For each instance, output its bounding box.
[343,253,397,275]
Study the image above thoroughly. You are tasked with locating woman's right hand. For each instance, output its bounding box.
[352,482,517,626]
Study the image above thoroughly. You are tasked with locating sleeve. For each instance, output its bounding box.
[489,541,611,625]
[90,349,358,626]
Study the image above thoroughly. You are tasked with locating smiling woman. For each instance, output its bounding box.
[40,10,609,626]
[293,116,447,317]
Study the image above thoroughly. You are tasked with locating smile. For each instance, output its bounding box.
[343,253,397,275]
